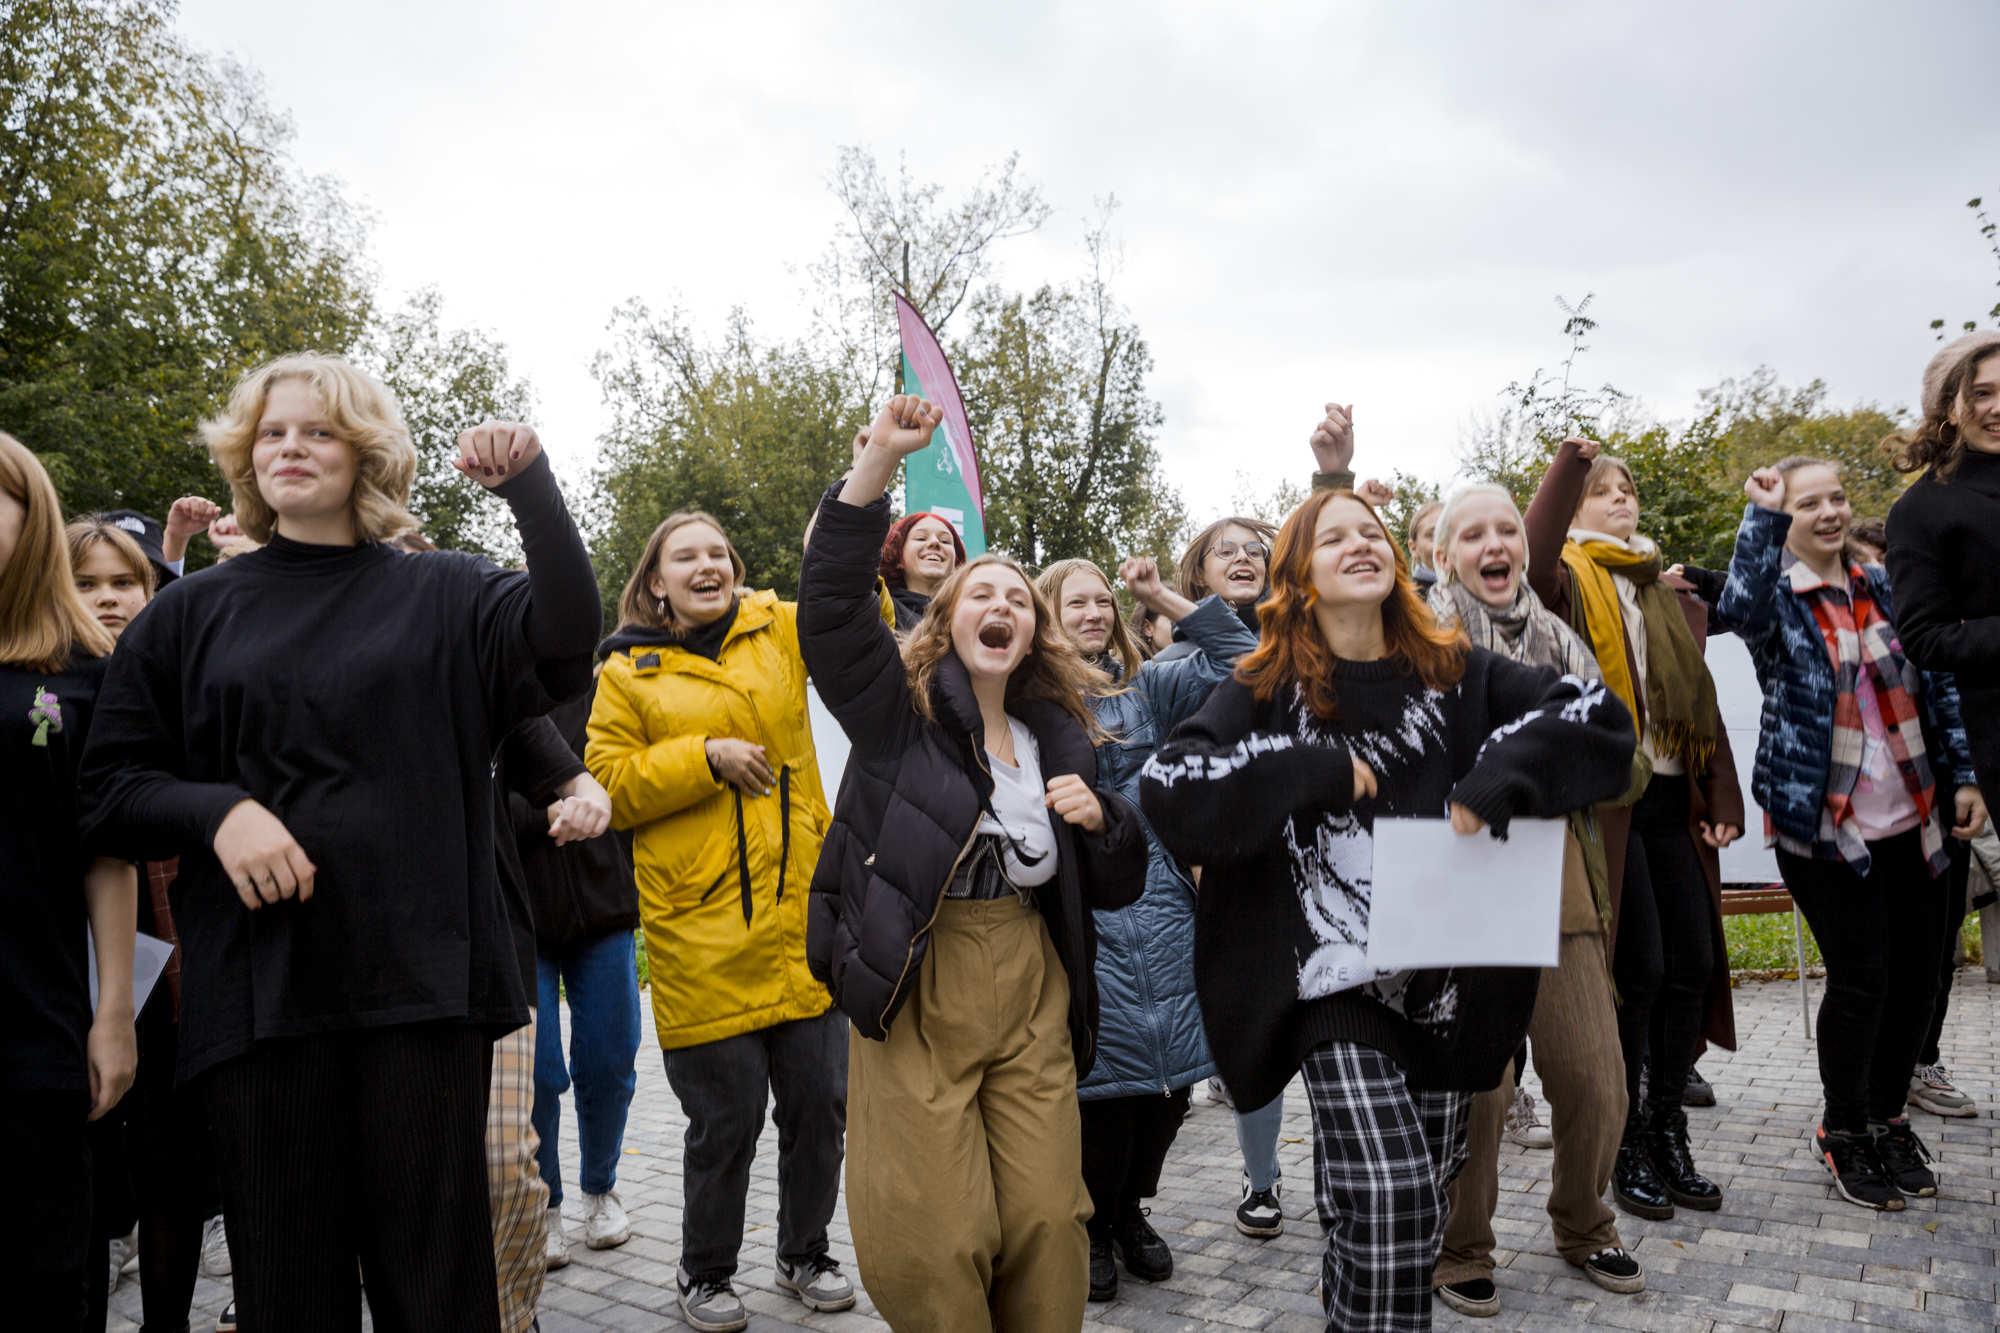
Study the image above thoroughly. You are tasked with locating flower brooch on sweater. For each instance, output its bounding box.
[29,689,62,747]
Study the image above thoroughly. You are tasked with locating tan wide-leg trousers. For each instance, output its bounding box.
[1434,931,1628,1283]
[847,896,1092,1333]
[488,1015,548,1333]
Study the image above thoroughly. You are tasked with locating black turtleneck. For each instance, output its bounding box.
[77,453,600,1081]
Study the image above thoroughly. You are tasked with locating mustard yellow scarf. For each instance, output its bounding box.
[1559,537,1717,771]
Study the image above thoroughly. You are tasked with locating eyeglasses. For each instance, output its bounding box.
[1210,540,1269,561]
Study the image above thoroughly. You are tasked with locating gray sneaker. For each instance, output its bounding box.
[676,1266,748,1332]
[199,1215,231,1278]
[1910,1064,1976,1118]
[776,1254,856,1312]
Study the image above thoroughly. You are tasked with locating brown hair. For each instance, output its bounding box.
[1575,454,1638,522]
[615,511,747,632]
[1887,331,2000,482]
[1771,454,1868,567]
[899,553,1110,740]
[65,519,156,597]
[0,433,116,670]
[202,353,419,544]
[1847,515,1886,556]
[1235,489,1467,722]
[1127,603,1163,661]
[1175,515,1278,601]
[1035,558,1144,682]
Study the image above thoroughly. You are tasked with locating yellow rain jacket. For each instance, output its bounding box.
[586,590,835,1050]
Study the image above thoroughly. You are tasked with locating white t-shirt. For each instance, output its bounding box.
[976,716,1059,888]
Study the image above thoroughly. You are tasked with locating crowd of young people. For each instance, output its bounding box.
[2,331,1994,1333]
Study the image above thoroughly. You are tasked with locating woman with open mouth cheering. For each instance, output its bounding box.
[586,510,854,1331]
[799,395,1147,1332]
[1140,435,1635,1333]
[1716,457,1983,1210]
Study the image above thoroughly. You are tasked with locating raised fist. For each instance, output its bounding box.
[1567,436,1603,462]
[1744,467,1785,512]
[1357,478,1395,509]
[1310,402,1355,474]
[862,396,943,460]
[456,420,543,488]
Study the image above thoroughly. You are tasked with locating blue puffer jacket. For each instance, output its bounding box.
[1081,595,1259,1100]
[1712,504,1976,854]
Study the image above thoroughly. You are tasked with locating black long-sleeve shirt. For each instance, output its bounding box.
[77,454,599,1081]
[1888,449,2000,792]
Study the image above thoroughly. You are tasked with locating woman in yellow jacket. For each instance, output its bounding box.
[586,510,851,1332]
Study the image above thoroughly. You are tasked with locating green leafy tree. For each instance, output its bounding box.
[1701,369,1907,519]
[588,304,868,617]
[362,288,535,559]
[1,0,373,525]
[953,218,1186,570]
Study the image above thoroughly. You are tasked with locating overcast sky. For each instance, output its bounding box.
[178,0,1999,515]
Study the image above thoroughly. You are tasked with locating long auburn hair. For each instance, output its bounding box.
[1236,488,1467,722]
[900,553,1111,741]
[1887,330,2000,482]
[616,511,748,633]
[0,432,116,671]
[1035,557,1144,682]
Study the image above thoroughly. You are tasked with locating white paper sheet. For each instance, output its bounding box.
[1364,817,1567,970]
[87,929,177,1017]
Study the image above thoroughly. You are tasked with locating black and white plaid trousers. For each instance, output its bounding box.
[1302,1041,1473,1332]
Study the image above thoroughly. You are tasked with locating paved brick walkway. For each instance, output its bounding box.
[115,970,1999,1332]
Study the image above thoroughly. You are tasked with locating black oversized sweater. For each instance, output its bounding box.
[77,454,599,1081]
[1888,449,2000,793]
[1140,653,1634,1109]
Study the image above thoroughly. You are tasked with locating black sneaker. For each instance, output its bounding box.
[1815,1124,1904,1211]
[1088,1230,1118,1302]
[1579,1246,1646,1293]
[1234,1171,1283,1237]
[215,1301,238,1333]
[1112,1204,1172,1282]
[1871,1119,1937,1198]
[1682,1065,1715,1107]
[1436,1277,1499,1317]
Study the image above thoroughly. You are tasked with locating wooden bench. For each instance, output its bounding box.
[1720,882,1816,1038]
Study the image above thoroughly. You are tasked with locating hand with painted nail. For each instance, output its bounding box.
[455,420,543,488]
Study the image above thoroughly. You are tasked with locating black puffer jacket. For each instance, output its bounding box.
[507,682,641,948]
[798,491,1147,1074]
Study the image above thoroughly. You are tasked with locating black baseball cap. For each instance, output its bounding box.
[93,509,177,586]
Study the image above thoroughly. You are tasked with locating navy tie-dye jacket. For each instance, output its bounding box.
[1712,504,1976,850]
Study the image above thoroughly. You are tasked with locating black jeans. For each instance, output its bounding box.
[2,1091,92,1328]
[202,1022,500,1333]
[1918,843,1971,1067]
[1611,775,1716,1122]
[130,1013,222,1333]
[1780,828,1953,1132]
[1078,1086,1192,1238]
[661,1011,847,1282]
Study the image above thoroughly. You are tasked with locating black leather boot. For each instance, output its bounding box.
[1612,1116,1674,1219]
[1088,1228,1118,1301]
[1646,1106,1722,1211]
[1113,1204,1174,1282]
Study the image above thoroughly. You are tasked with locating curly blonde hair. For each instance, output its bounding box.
[900,553,1111,741]
[202,354,419,544]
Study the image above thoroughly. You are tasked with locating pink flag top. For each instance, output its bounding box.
[894,292,987,556]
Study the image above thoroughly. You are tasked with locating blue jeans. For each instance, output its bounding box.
[533,930,642,1206]
[1235,1089,1284,1192]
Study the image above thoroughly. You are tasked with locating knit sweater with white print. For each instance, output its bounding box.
[1140,648,1635,1109]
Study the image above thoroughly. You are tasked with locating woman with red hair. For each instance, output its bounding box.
[879,511,966,629]
[1139,409,1636,1332]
